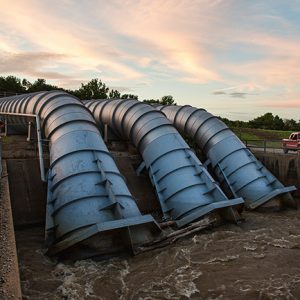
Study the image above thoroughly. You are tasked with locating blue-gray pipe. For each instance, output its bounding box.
[85,99,244,228]
[0,91,160,258]
[156,105,297,210]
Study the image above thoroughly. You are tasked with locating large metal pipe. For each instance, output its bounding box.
[85,99,244,228]
[156,105,297,210]
[0,91,160,258]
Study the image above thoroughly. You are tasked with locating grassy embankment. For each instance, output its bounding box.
[231,128,293,148]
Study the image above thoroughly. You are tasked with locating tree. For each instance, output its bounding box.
[284,119,298,131]
[249,112,269,129]
[273,115,285,130]
[160,95,175,105]
[143,95,176,105]
[109,89,121,99]
[121,94,138,100]
[72,79,109,100]
[0,76,26,96]
[26,78,59,93]
[143,99,159,104]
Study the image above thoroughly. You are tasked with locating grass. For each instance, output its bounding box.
[231,128,293,148]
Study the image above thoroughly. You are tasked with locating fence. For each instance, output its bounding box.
[243,139,300,155]
[0,92,21,98]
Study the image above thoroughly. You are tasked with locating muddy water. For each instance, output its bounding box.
[16,210,300,300]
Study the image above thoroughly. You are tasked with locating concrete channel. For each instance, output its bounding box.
[0,134,299,299]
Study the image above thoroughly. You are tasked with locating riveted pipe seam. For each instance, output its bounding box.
[50,169,125,191]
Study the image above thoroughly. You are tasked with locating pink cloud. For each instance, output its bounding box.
[0,0,144,83]
[0,0,299,107]
[262,100,300,108]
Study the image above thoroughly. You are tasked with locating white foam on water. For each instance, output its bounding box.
[252,253,265,259]
[267,237,296,249]
[119,260,130,300]
[240,284,253,292]
[54,264,81,300]
[243,244,257,251]
[258,279,295,299]
[130,247,203,299]
[84,282,94,297]
[200,255,240,265]
[18,210,300,299]
[191,234,215,252]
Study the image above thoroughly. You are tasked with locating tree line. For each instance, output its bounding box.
[0,75,175,105]
[0,75,298,131]
[220,112,300,131]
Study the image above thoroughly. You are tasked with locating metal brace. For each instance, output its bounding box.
[93,151,124,219]
[136,161,146,176]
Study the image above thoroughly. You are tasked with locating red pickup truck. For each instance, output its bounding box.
[282,132,300,153]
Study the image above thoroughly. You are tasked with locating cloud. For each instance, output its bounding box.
[213,91,226,95]
[0,51,71,79]
[230,92,248,98]
[88,0,222,83]
[213,87,258,98]
[109,86,132,93]
[262,100,300,108]
[2,0,297,89]
[217,32,300,94]
[0,0,144,85]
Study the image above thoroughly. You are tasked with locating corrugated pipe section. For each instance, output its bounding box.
[156,105,297,210]
[85,99,244,228]
[0,91,160,259]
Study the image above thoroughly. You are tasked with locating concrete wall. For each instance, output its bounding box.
[6,153,162,227]
[112,152,161,217]
[0,161,22,299]
[254,152,300,198]
[5,147,300,229]
[6,159,48,227]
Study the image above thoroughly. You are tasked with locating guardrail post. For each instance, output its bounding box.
[35,116,46,182]
[0,112,46,182]
[27,121,32,142]
[4,117,7,136]
[264,140,266,153]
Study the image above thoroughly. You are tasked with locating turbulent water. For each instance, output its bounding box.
[16,210,300,300]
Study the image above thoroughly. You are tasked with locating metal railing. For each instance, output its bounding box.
[243,139,300,155]
[0,92,22,98]
[0,112,46,181]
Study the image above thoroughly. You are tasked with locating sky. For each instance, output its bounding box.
[0,0,299,120]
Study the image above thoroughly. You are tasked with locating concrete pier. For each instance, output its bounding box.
[255,152,300,198]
